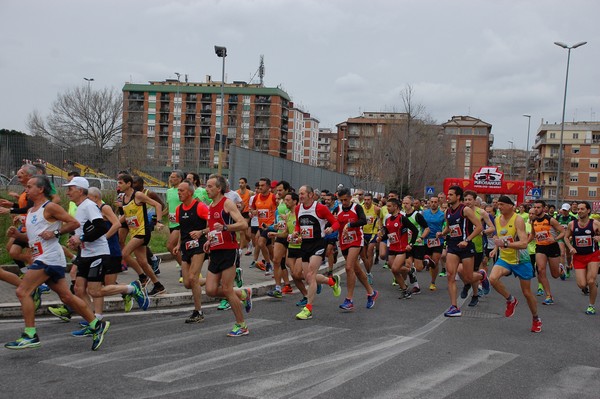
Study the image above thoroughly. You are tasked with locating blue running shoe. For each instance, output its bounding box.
[38,283,51,294]
[131,280,149,310]
[366,290,379,309]
[91,320,110,351]
[5,333,41,349]
[444,305,462,317]
[296,297,308,307]
[227,323,249,337]
[542,296,554,305]
[316,283,322,295]
[480,270,490,295]
[71,326,93,337]
[339,298,354,311]
[243,288,252,313]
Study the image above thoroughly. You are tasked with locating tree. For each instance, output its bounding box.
[27,85,122,171]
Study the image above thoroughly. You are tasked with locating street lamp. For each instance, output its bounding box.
[523,114,531,201]
[508,140,514,180]
[215,45,227,176]
[554,40,587,206]
[83,77,94,89]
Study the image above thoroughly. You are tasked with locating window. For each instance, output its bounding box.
[591,147,599,155]
[550,133,556,139]
[573,133,579,139]
[589,190,597,197]
[548,189,557,197]
[570,175,578,183]
[569,188,578,197]
[572,147,580,154]
[571,161,579,168]
[591,162,599,169]
[590,175,598,183]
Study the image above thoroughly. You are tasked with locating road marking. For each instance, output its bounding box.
[530,365,600,399]
[41,318,278,368]
[378,349,518,399]
[128,325,347,382]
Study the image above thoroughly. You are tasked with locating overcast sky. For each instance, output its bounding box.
[1,0,598,151]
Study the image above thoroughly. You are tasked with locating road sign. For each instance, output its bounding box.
[425,186,435,196]
[527,187,542,198]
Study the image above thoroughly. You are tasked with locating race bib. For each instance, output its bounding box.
[449,224,462,238]
[126,216,140,228]
[576,235,592,247]
[185,239,200,250]
[208,230,225,247]
[300,226,314,239]
[258,209,269,219]
[276,221,286,231]
[169,213,177,223]
[535,231,550,242]
[30,241,43,258]
[367,215,375,225]
[427,238,440,247]
[388,232,399,244]
[342,231,357,245]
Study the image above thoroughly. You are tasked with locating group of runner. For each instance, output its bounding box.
[1,165,599,350]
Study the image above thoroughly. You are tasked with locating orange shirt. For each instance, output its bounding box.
[252,193,277,226]
[236,189,251,213]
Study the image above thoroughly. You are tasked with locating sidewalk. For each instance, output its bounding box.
[0,251,344,318]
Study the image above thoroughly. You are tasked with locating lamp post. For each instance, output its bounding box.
[215,45,227,176]
[339,136,348,173]
[83,77,94,88]
[508,140,514,180]
[554,40,587,206]
[523,114,531,202]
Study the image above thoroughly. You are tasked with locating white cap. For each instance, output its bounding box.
[561,203,571,211]
[63,176,89,189]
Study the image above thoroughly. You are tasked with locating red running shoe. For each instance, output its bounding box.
[505,297,519,318]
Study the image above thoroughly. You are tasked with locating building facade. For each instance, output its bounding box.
[441,116,493,179]
[121,79,291,181]
[317,128,337,171]
[533,121,600,203]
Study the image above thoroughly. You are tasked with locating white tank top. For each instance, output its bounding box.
[26,201,66,267]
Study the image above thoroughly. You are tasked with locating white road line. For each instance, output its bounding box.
[378,349,518,399]
[530,365,600,399]
[41,318,278,368]
[128,325,347,382]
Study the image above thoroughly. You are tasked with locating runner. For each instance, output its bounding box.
[564,201,600,315]
[556,203,577,278]
[251,177,278,274]
[266,181,293,298]
[529,200,566,305]
[401,195,430,295]
[132,176,165,275]
[236,177,253,254]
[164,170,186,269]
[203,174,251,336]
[360,193,380,285]
[422,196,446,291]
[5,175,110,350]
[173,180,210,323]
[489,195,541,333]
[436,185,485,317]
[336,188,378,310]
[293,185,341,320]
[322,192,339,276]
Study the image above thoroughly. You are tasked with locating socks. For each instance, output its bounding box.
[24,327,36,338]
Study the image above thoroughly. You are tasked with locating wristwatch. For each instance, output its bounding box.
[53,230,60,238]
[222,225,228,231]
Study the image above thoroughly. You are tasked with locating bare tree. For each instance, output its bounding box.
[27,85,122,170]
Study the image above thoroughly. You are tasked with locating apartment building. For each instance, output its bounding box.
[121,78,290,181]
[533,121,600,202]
[317,128,337,171]
[442,116,494,179]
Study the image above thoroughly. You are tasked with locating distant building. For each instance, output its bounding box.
[121,78,291,181]
[317,128,337,171]
[286,102,319,166]
[533,121,600,202]
[441,116,493,179]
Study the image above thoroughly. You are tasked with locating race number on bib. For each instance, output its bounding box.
[576,236,592,247]
[300,226,314,239]
[30,241,44,258]
[449,224,462,238]
[342,231,357,245]
[169,213,177,223]
[427,238,440,247]
[126,216,140,228]
[208,231,225,247]
[185,239,200,250]
[388,232,399,245]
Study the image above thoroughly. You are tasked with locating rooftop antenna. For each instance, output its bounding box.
[249,55,265,86]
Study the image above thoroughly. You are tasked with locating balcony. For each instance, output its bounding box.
[187,94,197,102]
[201,94,212,101]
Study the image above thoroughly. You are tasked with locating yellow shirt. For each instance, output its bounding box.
[123,194,146,237]
[363,204,379,234]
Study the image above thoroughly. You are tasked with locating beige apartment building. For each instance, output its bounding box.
[442,116,494,179]
[533,121,600,202]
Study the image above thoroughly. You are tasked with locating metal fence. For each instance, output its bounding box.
[228,145,385,195]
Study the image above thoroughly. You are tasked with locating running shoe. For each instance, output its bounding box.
[151,256,162,275]
[179,276,183,284]
[479,269,490,295]
[267,289,283,299]
[227,323,249,337]
[411,286,421,295]
[382,262,390,270]
[505,297,519,317]
[264,264,273,276]
[331,275,341,297]
[91,320,110,351]
[282,284,293,294]
[131,280,150,310]
[367,272,374,286]
[439,270,447,277]
[424,254,435,268]
[122,294,133,312]
[217,299,231,310]
[392,278,399,286]
[316,283,322,295]
[256,260,266,271]
[295,306,312,320]
[398,288,412,300]
[38,283,51,294]
[31,287,42,311]
[536,287,545,296]
[139,274,150,288]
[468,296,479,307]
[444,305,462,317]
[250,260,257,268]
[296,297,308,307]
[429,283,437,291]
[585,305,596,315]
[408,267,417,284]
[477,287,484,297]
[565,268,571,279]
[4,333,41,350]
[243,288,252,313]
[339,298,354,311]
[48,305,72,322]
[235,267,244,288]
[582,287,590,296]
[185,311,205,324]
[148,282,166,297]
[244,249,253,256]
[71,325,94,337]
[542,296,554,305]
[559,263,566,281]
[531,318,542,333]
[366,290,379,309]
[460,284,470,299]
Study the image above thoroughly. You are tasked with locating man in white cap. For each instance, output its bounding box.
[556,203,577,278]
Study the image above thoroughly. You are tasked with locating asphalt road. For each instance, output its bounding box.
[0,265,599,399]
